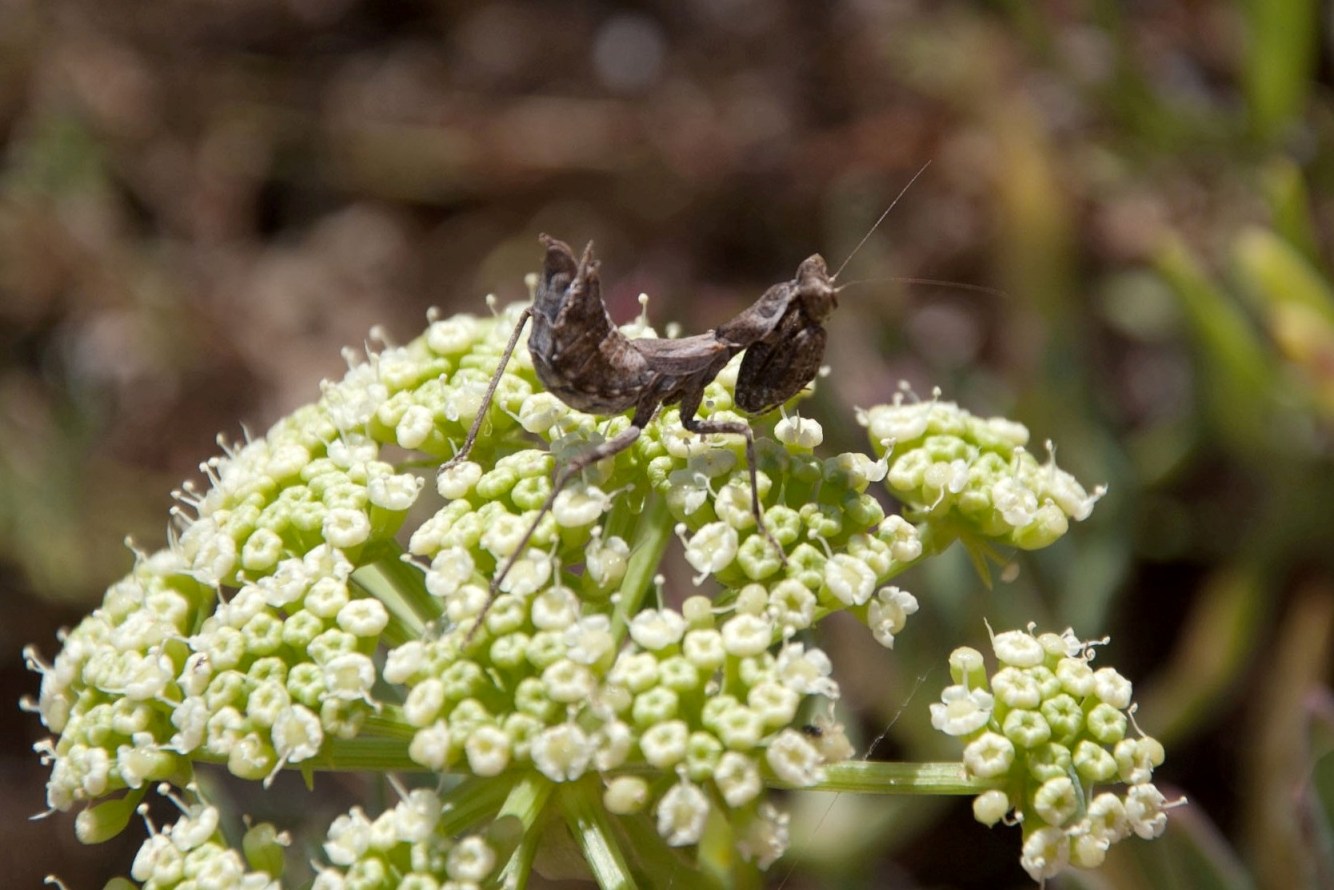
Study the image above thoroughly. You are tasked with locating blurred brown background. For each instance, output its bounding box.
[4,1,1334,887]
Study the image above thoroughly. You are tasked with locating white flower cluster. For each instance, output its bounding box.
[129,794,285,890]
[931,627,1177,882]
[26,298,1108,886]
[860,393,1105,550]
[311,789,497,890]
[386,587,850,863]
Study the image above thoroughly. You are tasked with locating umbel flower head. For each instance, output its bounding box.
[932,626,1182,882]
[25,293,1123,887]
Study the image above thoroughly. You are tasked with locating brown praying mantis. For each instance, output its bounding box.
[442,170,928,636]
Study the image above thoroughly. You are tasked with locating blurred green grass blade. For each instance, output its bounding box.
[1136,567,1268,746]
[1235,227,1334,324]
[1242,587,1334,889]
[1233,226,1334,416]
[1262,159,1321,261]
[1238,0,1319,141]
[1155,236,1276,453]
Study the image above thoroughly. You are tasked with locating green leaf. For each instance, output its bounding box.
[1239,0,1320,141]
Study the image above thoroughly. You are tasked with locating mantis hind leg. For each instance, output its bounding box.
[678,394,788,567]
[440,307,532,472]
[467,418,646,643]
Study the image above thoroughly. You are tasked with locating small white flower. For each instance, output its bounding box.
[822,554,876,606]
[879,514,923,563]
[446,836,496,883]
[712,480,756,530]
[368,472,423,511]
[323,508,371,549]
[464,725,511,777]
[480,512,529,559]
[972,789,1011,826]
[629,609,688,651]
[383,640,426,684]
[408,721,452,770]
[774,644,838,698]
[1114,737,1162,785]
[992,667,1042,709]
[564,615,615,665]
[720,613,772,657]
[930,684,994,736]
[604,775,650,814]
[682,629,726,670]
[241,528,285,572]
[541,659,596,704]
[551,485,610,527]
[991,476,1039,527]
[748,682,800,729]
[190,525,238,586]
[306,579,353,623]
[867,586,918,648]
[992,629,1045,668]
[530,723,594,782]
[683,522,739,582]
[498,550,554,599]
[1033,776,1079,827]
[1075,793,1127,850]
[766,579,816,630]
[437,461,482,500]
[656,780,710,846]
[518,392,567,433]
[736,802,789,869]
[322,653,377,702]
[775,414,823,448]
[962,731,1014,778]
[594,720,634,771]
[584,534,630,589]
[426,547,476,598]
[131,834,181,883]
[336,598,390,637]
[395,405,436,450]
[861,401,933,444]
[1093,667,1133,709]
[394,788,443,844]
[1056,657,1095,697]
[765,729,825,786]
[640,720,690,769]
[529,583,579,630]
[715,751,763,808]
[1019,825,1070,881]
[607,652,659,693]
[426,315,479,355]
[168,804,221,850]
[404,678,446,727]
[271,705,323,766]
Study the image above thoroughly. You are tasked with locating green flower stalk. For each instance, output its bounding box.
[24,291,1156,888]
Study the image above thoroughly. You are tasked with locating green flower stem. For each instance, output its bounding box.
[560,775,638,890]
[609,493,673,639]
[495,772,557,889]
[297,736,419,772]
[437,775,521,835]
[783,760,1001,796]
[912,520,950,560]
[360,708,419,739]
[599,476,647,546]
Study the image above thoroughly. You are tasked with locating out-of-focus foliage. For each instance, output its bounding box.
[4,1,1333,887]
